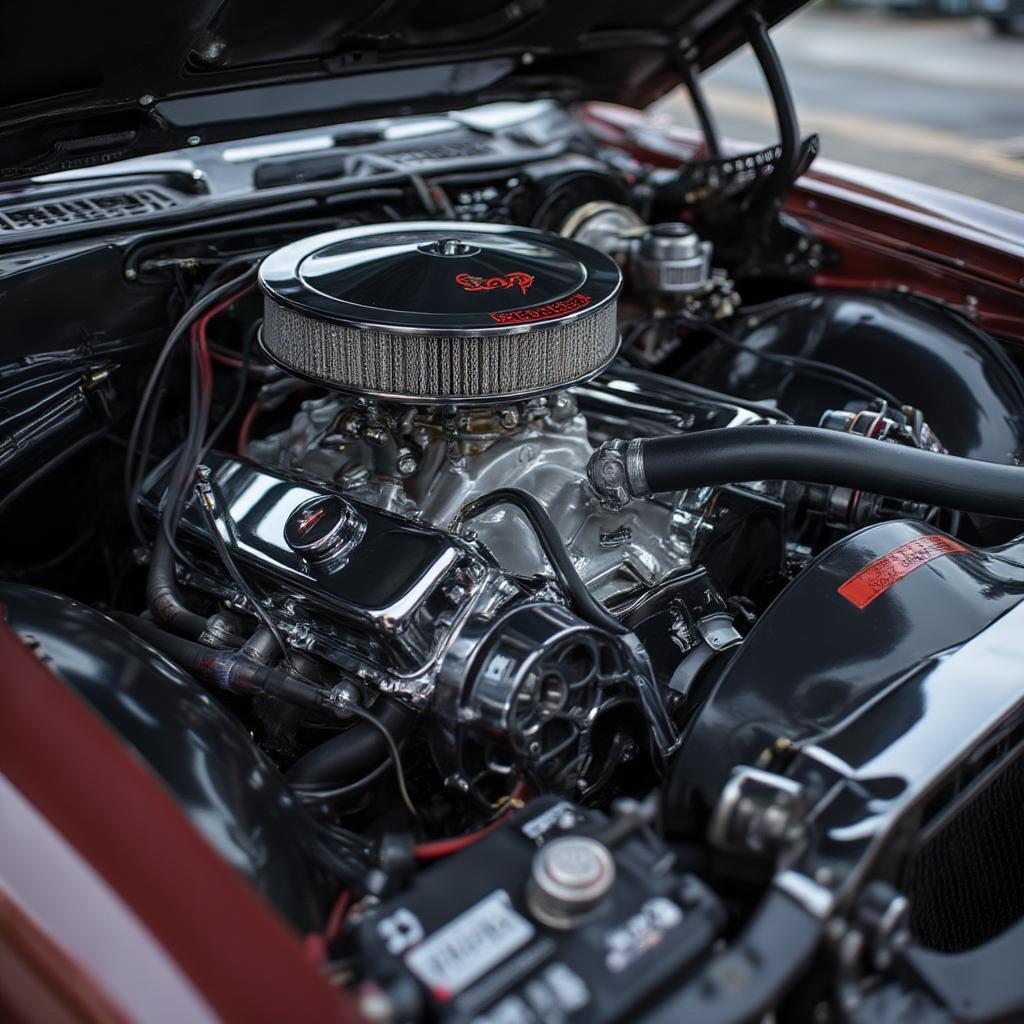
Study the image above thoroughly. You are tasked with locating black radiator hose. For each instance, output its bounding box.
[589,426,1024,519]
[286,698,417,786]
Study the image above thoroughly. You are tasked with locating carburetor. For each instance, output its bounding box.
[559,201,738,318]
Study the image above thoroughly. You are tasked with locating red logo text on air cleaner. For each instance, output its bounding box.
[489,292,593,325]
[837,534,968,609]
[455,271,534,295]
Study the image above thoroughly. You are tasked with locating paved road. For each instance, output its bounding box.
[654,9,1024,211]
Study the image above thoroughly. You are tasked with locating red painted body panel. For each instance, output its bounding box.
[0,614,359,1024]
[580,102,1024,341]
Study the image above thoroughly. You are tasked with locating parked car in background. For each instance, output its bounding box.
[974,0,1024,33]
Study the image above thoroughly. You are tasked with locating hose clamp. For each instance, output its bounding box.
[625,438,650,499]
[587,439,650,510]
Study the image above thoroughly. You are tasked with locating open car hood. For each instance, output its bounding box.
[1,0,803,180]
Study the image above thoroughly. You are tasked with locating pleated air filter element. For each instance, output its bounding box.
[258,221,621,405]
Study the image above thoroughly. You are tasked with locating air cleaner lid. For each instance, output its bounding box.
[258,221,622,405]
[259,221,620,333]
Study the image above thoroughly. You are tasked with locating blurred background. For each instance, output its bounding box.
[653,2,1024,210]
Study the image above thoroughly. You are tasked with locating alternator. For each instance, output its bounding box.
[432,603,659,805]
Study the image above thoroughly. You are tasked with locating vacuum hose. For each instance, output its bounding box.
[453,488,629,636]
[121,613,417,789]
[588,426,1024,519]
[120,614,324,711]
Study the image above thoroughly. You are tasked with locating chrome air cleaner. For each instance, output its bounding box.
[258,221,621,404]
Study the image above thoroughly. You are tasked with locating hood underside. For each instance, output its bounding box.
[1,0,803,180]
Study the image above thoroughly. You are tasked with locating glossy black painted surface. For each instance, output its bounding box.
[259,221,621,332]
[666,519,1024,829]
[0,583,337,932]
[0,0,805,176]
[896,919,1024,1022]
[691,292,1024,466]
[780,599,1024,907]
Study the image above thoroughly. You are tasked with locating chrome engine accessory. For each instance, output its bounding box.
[632,222,713,296]
[258,221,622,404]
[142,453,496,691]
[560,205,737,319]
[558,200,646,258]
[560,204,713,292]
[142,455,678,800]
[811,402,946,528]
[586,437,650,511]
[557,202,741,321]
[432,602,672,802]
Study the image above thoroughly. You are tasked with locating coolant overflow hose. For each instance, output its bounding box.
[588,426,1024,519]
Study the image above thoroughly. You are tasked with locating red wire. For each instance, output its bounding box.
[413,816,507,860]
[164,282,252,491]
[237,399,262,455]
[324,890,352,944]
[194,284,252,393]
[189,283,252,414]
[209,349,245,369]
[180,282,255,455]
[195,327,212,405]
[413,784,528,860]
[180,280,253,455]
[308,791,529,961]
[197,287,250,376]
[201,284,254,326]
[303,888,352,965]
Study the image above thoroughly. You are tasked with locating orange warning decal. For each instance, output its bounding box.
[838,535,967,609]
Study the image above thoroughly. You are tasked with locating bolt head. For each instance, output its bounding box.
[396,448,418,476]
